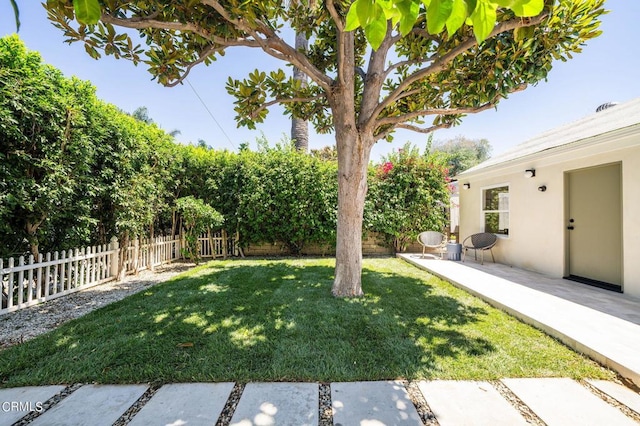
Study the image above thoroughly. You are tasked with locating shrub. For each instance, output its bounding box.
[234,142,337,254]
[175,196,224,263]
[366,143,450,252]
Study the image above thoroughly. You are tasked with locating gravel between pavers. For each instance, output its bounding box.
[0,262,194,349]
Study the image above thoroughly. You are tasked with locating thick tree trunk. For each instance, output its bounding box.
[330,26,381,297]
[291,31,309,152]
[331,114,374,297]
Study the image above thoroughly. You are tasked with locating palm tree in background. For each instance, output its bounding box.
[289,0,313,153]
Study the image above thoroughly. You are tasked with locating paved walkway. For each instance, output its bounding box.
[2,256,640,425]
[398,253,640,388]
[1,379,639,425]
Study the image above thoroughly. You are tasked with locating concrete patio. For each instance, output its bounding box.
[397,253,640,388]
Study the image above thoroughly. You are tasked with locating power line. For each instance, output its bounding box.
[185,78,236,150]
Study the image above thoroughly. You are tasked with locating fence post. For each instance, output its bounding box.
[109,236,120,281]
[133,238,140,275]
[150,236,156,272]
[180,229,186,260]
[222,229,228,260]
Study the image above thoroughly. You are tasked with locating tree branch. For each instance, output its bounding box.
[373,14,547,120]
[383,57,431,79]
[101,6,332,91]
[360,22,395,130]
[376,102,496,127]
[164,45,222,87]
[376,83,528,132]
[375,122,452,141]
[100,13,260,48]
[200,0,245,29]
[248,94,326,120]
[260,34,333,90]
[382,27,438,78]
[326,0,344,32]
[200,0,331,89]
[335,23,354,89]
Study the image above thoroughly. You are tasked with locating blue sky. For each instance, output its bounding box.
[1,1,638,161]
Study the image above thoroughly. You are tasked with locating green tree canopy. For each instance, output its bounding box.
[44,0,606,296]
[434,135,492,176]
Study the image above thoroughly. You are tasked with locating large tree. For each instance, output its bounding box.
[45,0,605,296]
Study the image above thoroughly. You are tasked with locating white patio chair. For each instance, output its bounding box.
[417,231,447,259]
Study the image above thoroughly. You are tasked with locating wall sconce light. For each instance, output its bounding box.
[538,185,547,192]
[524,169,536,178]
[463,183,471,189]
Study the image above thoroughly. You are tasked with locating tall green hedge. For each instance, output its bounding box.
[0,36,450,257]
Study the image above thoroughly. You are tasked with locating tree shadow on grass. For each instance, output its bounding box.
[0,259,495,386]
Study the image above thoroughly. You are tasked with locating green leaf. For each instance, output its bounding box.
[470,0,497,43]
[427,0,454,35]
[397,0,420,35]
[73,0,101,25]
[445,0,468,36]
[364,8,388,50]
[380,0,402,27]
[514,25,534,42]
[356,0,376,27]
[511,0,544,17]
[492,0,514,7]
[345,2,361,31]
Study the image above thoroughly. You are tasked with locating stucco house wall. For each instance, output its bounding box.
[457,98,640,298]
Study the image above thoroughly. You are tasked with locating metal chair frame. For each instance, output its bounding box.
[462,233,498,265]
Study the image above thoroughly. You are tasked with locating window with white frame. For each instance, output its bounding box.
[482,185,509,235]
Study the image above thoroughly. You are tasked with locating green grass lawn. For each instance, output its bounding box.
[0,258,614,387]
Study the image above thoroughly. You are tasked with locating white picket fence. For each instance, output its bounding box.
[0,231,238,316]
[0,243,117,315]
[122,236,182,275]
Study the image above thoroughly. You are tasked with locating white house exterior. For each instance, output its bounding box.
[456,97,640,298]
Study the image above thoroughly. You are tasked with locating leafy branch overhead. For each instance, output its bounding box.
[346,0,546,49]
[49,0,605,141]
[66,0,545,49]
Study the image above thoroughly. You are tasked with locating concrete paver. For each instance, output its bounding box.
[398,254,640,387]
[230,382,318,426]
[587,380,640,415]
[0,385,65,426]
[331,381,421,426]
[2,379,639,425]
[129,382,234,426]
[502,378,637,426]
[30,384,148,426]
[417,380,528,426]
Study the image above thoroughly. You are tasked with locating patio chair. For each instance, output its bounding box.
[462,232,497,265]
[417,231,447,259]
